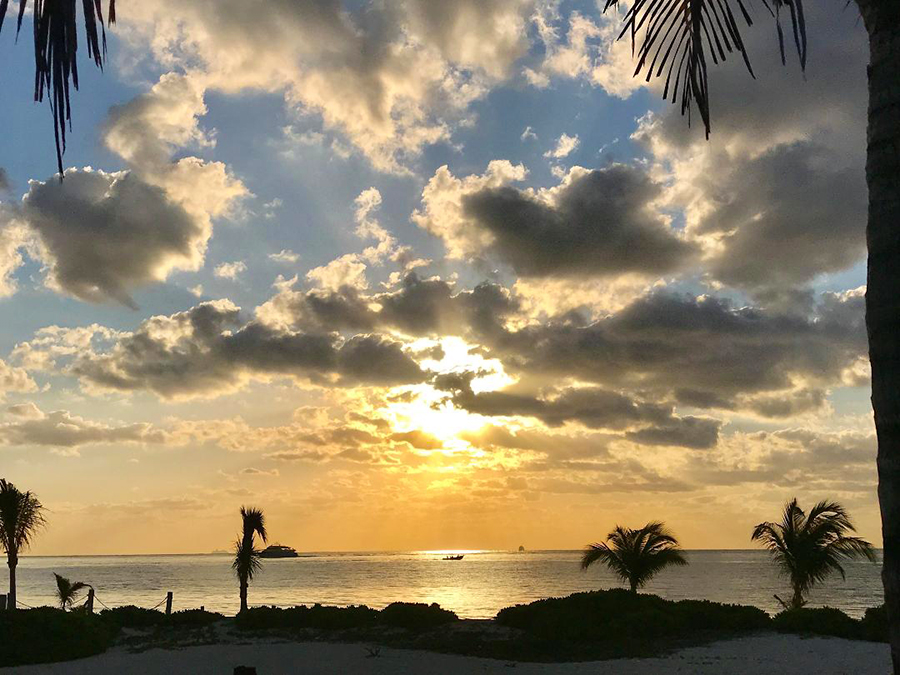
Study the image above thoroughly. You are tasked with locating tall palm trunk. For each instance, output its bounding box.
[858,0,900,670]
[7,555,16,611]
[239,579,248,613]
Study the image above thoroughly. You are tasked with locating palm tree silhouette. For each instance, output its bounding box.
[0,479,45,611]
[582,522,688,592]
[232,506,267,614]
[0,0,115,175]
[53,573,89,611]
[752,498,877,611]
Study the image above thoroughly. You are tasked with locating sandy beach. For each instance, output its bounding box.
[2,634,890,675]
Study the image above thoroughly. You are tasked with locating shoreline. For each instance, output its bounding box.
[2,634,891,674]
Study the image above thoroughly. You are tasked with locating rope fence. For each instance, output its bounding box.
[8,593,174,613]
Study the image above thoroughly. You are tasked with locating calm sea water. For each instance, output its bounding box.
[13,550,883,619]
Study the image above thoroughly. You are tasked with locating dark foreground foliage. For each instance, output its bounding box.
[0,607,116,666]
[234,601,456,631]
[495,589,770,660]
[774,605,889,642]
[0,594,889,667]
[99,605,224,629]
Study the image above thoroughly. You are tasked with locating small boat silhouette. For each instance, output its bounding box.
[259,544,299,558]
[442,554,464,561]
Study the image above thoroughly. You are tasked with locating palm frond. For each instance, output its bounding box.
[0,0,116,176]
[53,572,89,610]
[0,479,46,558]
[583,521,687,590]
[752,498,876,608]
[601,0,806,137]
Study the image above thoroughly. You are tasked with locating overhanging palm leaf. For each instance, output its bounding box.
[601,0,807,137]
[752,498,876,609]
[582,521,688,591]
[0,0,116,176]
[53,572,89,610]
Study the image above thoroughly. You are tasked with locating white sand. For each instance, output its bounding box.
[2,634,890,674]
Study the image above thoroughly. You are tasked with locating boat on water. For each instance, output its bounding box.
[259,544,300,558]
[442,554,464,561]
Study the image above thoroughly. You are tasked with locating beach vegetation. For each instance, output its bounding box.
[0,479,46,612]
[379,602,458,630]
[581,522,688,592]
[53,573,90,611]
[752,498,877,610]
[232,506,267,613]
[0,607,115,666]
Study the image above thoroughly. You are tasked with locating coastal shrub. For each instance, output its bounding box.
[496,589,770,644]
[0,607,115,666]
[168,609,225,627]
[235,604,379,631]
[100,605,166,628]
[378,602,458,629]
[773,607,860,639]
[859,605,889,642]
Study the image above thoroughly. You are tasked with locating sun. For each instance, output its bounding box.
[383,337,515,446]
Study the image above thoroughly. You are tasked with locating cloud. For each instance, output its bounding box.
[20,169,212,308]
[269,249,300,264]
[0,360,37,397]
[417,162,696,278]
[118,1,536,173]
[214,261,247,280]
[635,3,868,294]
[0,223,28,298]
[65,300,426,399]
[544,133,579,159]
[0,404,166,449]
[0,169,9,191]
[478,289,866,413]
[445,384,721,449]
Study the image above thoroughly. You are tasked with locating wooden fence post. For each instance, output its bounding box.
[165,591,173,616]
[86,588,95,614]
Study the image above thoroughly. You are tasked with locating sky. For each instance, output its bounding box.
[0,0,877,554]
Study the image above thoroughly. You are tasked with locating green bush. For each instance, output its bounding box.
[859,605,889,642]
[378,602,458,630]
[773,607,860,639]
[235,604,379,631]
[0,607,116,666]
[496,589,770,644]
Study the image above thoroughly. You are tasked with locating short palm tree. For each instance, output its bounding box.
[0,479,46,611]
[582,522,688,592]
[53,573,89,611]
[233,506,267,613]
[752,498,877,610]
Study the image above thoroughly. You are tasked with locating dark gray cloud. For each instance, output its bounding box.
[697,143,867,290]
[443,383,720,449]
[22,169,208,308]
[70,301,426,398]
[461,165,697,278]
[478,290,865,411]
[0,169,10,192]
[637,3,868,292]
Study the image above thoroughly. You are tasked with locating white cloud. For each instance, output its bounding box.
[214,261,247,280]
[269,249,300,264]
[544,133,579,159]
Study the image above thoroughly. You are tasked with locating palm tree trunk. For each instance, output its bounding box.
[7,557,16,611]
[857,0,900,671]
[239,580,248,613]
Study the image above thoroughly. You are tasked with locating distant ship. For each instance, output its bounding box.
[259,544,300,558]
[442,554,464,561]
[518,545,526,552]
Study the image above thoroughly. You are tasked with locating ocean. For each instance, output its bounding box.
[13,550,883,619]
